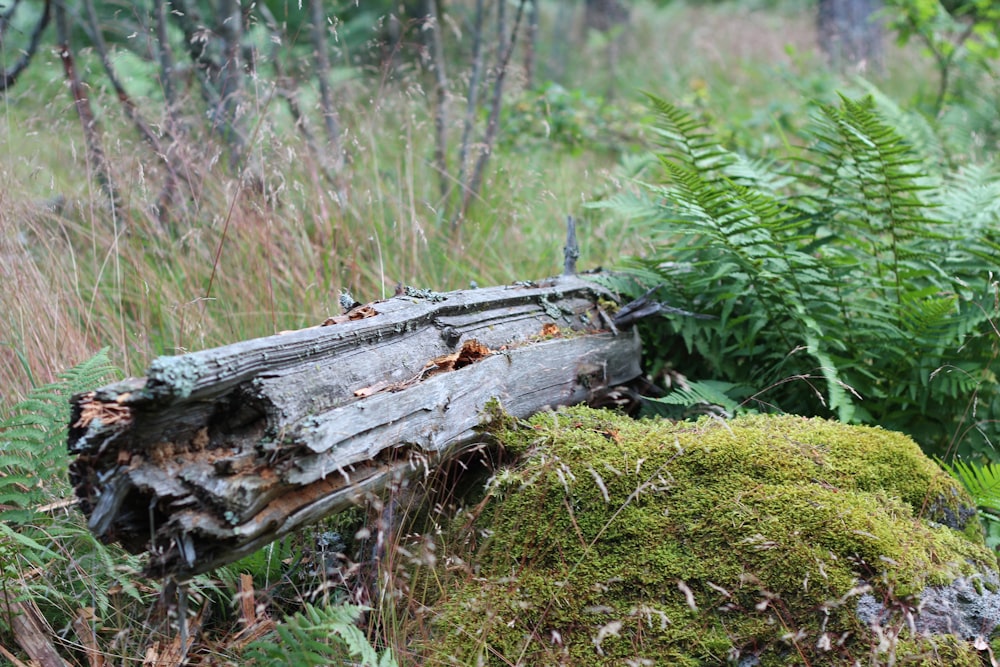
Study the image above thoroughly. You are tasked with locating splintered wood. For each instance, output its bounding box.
[67,275,642,579]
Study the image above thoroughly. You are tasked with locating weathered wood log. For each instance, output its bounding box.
[67,275,642,579]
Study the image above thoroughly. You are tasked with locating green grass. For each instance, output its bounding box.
[0,0,936,402]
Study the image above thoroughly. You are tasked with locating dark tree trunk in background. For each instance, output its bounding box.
[524,0,539,89]
[584,0,629,99]
[584,0,629,32]
[818,0,883,72]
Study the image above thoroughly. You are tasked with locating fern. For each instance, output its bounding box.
[649,379,743,417]
[245,602,398,667]
[937,457,1000,549]
[0,348,117,522]
[938,458,1000,516]
[601,93,1000,461]
[0,350,163,657]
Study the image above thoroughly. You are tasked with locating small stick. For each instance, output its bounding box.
[563,215,580,276]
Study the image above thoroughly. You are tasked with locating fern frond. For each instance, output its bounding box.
[0,349,117,521]
[643,93,733,174]
[650,379,742,416]
[937,164,1000,232]
[245,603,398,667]
[852,77,946,170]
[937,458,1000,515]
[606,90,1000,459]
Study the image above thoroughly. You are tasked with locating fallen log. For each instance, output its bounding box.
[68,274,642,579]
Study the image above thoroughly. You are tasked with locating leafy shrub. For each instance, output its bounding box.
[501,82,645,154]
[596,93,1000,461]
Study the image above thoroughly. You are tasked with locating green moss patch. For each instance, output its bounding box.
[417,408,998,666]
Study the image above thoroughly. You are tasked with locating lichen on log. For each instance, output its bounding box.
[67,275,642,579]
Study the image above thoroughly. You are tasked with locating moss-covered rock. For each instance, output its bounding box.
[417,407,999,666]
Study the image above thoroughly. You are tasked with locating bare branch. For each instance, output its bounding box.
[457,0,528,225]
[0,0,51,93]
[309,0,343,166]
[54,0,121,222]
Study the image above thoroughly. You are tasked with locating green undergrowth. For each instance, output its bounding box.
[596,92,1000,462]
[413,406,998,665]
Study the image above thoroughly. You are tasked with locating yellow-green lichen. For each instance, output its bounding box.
[416,408,998,666]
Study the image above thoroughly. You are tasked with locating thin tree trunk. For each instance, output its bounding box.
[54,0,121,223]
[217,0,247,169]
[309,0,343,169]
[154,0,177,113]
[427,0,449,201]
[457,0,528,226]
[524,0,539,89]
[452,0,486,220]
[154,0,184,226]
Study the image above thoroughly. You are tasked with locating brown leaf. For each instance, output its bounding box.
[323,304,379,326]
[428,339,493,374]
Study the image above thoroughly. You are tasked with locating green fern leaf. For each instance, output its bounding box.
[937,458,1000,515]
[245,602,398,667]
[0,349,117,521]
[651,379,742,415]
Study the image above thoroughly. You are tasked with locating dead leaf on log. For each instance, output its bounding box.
[322,303,379,326]
[539,322,561,338]
[353,381,391,398]
[426,339,493,375]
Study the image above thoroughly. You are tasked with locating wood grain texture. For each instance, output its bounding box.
[68,274,642,578]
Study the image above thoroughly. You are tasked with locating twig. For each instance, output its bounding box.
[54,0,121,223]
[613,285,715,328]
[0,0,50,92]
[563,215,579,275]
[456,0,528,227]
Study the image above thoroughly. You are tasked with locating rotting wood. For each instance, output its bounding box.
[67,274,642,579]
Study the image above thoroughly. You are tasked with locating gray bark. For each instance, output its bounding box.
[68,275,642,579]
[309,0,343,166]
[818,0,883,72]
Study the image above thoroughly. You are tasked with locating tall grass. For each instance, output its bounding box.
[0,0,924,403]
[0,69,626,405]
